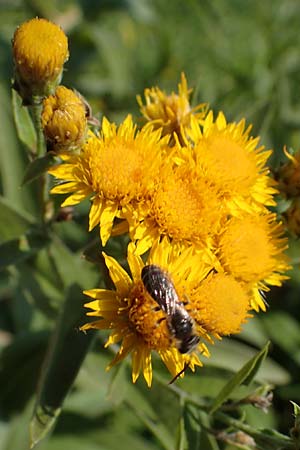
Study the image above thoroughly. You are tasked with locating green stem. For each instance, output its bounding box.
[30,96,49,223]
[30,97,46,157]
[157,379,294,449]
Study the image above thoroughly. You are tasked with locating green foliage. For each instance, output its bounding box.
[1,1,300,449]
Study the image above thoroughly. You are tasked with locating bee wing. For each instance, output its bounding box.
[141,265,178,315]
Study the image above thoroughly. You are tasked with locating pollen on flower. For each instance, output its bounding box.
[190,273,251,336]
[42,86,87,151]
[80,242,210,386]
[12,18,69,95]
[129,283,171,350]
[217,214,289,286]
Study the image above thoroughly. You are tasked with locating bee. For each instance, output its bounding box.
[141,264,200,354]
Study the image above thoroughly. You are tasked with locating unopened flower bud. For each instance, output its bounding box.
[42,86,88,152]
[277,147,300,198]
[12,18,69,102]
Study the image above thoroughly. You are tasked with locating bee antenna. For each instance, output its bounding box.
[168,362,189,384]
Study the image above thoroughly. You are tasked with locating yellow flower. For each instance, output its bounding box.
[12,18,69,98]
[127,157,223,255]
[81,239,215,386]
[42,86,87,151]
[185,112,277,215]
[49,115,166,245]
[189,272,252,337]
[80,237,261,386]
[216,212,290,307]
[137,73,208,145]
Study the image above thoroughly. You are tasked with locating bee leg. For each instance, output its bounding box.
[181,293,190,306]
[151,305,161,312]
[154,316,166,328]
[168,362,189,384]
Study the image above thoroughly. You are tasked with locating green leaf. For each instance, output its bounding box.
[106,362,129,407]
[207,338,289,385]
[209,342,270,414]
[0,331,49,416]
[48,236,98,288]
[261,312,300,365]
[22,152,56,185]
[125,383,175,450]
[30,284,95,448]
[290,401,300,448]
[0,195,34,242]
[183,405,220,450]
[11,89,37,153]
[0,228,49,270]
[183,404,202,450]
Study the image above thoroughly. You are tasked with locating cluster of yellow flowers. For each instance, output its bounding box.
[13,18,290,387]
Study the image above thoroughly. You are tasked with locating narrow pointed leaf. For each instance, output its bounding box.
[22,152,56,185]
[290,401,300,448]
[0,195,34,241]
[125,384,175,450]
[30,284,95,448]
[209,341,270,414]
[0,228,49,270]
[183,405,222,450]
[11,89,37,152]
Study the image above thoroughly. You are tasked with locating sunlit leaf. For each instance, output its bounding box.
[11,89,36,153]
[209,342,270,414]
[30,285,96,448]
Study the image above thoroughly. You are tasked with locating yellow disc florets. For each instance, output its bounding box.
[189,273,251,336]
[85,116,163,204]
[217,213,289,286]
[150,162,222,244]
[128,283,171,350]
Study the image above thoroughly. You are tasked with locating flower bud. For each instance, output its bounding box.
[12,18,69,102]
[42,86,88,152]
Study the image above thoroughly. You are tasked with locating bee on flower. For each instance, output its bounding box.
[80,239,258,386]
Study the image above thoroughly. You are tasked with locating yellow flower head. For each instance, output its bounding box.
[190,272,252,337]
[185,112,277,215]
[137,73,208,145]
[81,238,255,386]
[217,212,290,291]
[49,115,167,245]
[42,86,88,151]
[128,157,223,255]
[12,18,69,97]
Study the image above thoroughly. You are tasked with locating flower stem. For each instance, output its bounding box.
[162,380,294,449]
[30,96,49,223]
[30,97,45,157]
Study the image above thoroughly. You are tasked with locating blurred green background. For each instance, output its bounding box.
[1,1,300,449]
